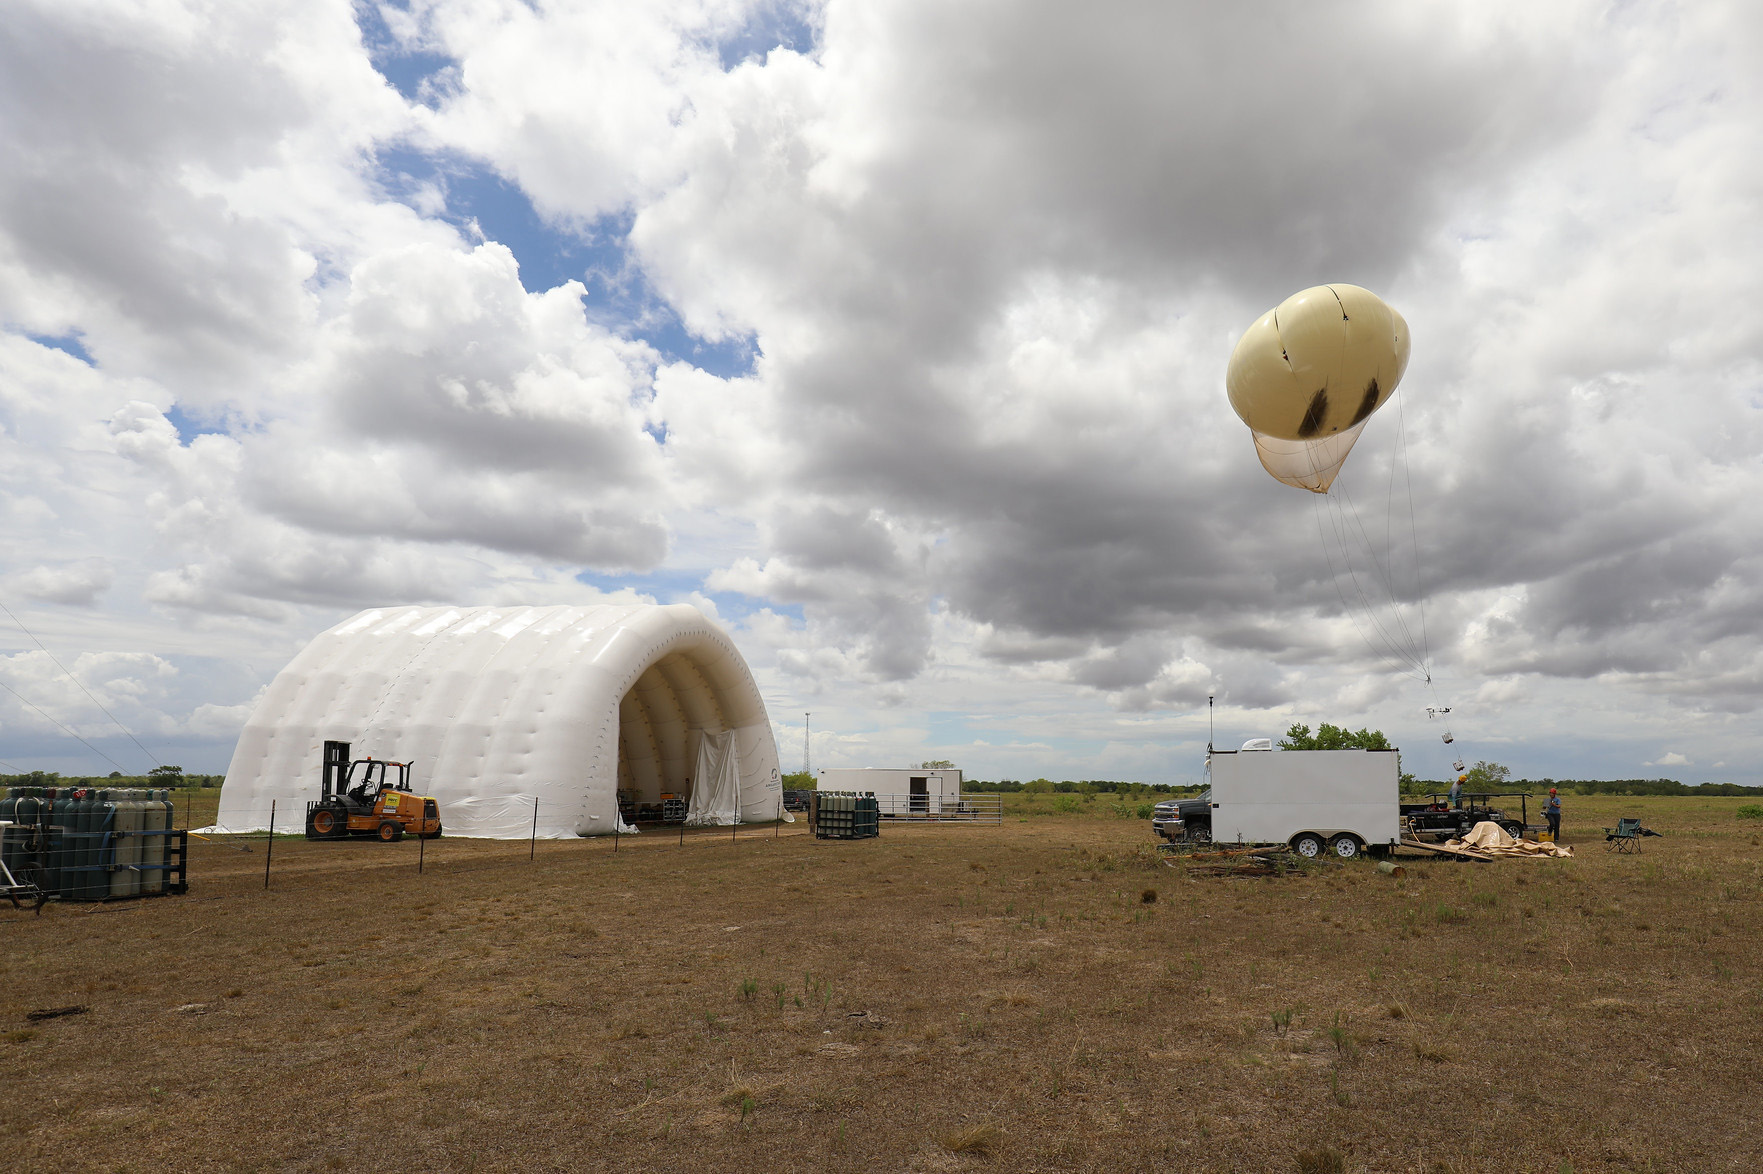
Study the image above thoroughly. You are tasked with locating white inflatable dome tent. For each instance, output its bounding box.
[214,604,783,837]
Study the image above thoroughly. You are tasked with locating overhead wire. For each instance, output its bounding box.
[1307,443,1428,675]
[1303,427,1431,680]
[1394,388,1437,681]
[0,598,161,770]
[1311,493,1428,680]
[1323,490,1421,672]
[1333,480,1427,670]
[0,677,129,773]
[1315,390,1463,766]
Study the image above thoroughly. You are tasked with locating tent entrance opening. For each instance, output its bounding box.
[614,652,736,825]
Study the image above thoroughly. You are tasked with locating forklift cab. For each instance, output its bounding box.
[345,758,412,805]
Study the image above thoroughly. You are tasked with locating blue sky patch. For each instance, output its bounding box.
[354,2,454,106]
[164,405,228,446]
[712,593,806,625]
[575,566,804,625]
[369,146,757,379]
[27,332,93,365]
[715,3,818,70]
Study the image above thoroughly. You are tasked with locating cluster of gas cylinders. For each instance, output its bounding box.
[1,787,177,900]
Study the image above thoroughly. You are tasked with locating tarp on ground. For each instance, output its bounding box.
[1449,821,1574,858]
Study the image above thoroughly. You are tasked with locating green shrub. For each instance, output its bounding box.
[1737,805,1763,820]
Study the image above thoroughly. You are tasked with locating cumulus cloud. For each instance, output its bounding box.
[10,559,113,606]
[1,0,1760,783]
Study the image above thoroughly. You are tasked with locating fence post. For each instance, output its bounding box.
[263,800,275,890]
[530,798,538,861]
[419,826,425,874]
[732,816,737,844]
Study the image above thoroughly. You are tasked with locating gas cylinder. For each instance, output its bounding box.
[86,789,112,901]
[64,789,87,900]
[109,789,139,899]
[88,789,116,901]
[49,788,76,897]
[141,788,168,895]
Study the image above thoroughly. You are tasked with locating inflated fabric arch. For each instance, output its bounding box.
[213,604,783,837]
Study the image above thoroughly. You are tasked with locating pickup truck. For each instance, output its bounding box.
[1399,792,1531,842]
[1152,790,1212,844]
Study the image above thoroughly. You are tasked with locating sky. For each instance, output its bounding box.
[1,0,1760,785]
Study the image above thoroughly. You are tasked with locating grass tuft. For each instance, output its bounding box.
[1296,1147,1346,1173]
[941,1122,1003,1156]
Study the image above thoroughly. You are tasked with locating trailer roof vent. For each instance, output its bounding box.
[1241,738,1274,751]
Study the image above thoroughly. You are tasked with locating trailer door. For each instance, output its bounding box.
[909,777,929,812]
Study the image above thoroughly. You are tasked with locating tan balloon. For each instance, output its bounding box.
[1226,284,1410,492]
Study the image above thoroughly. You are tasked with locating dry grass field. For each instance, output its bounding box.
[3,793,1761,1173]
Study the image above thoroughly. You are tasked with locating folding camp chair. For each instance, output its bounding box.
[1603,817,1644,854]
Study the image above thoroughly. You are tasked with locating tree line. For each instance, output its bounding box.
[1,766,224,790]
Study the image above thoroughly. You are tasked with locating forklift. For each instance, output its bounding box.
[305,740,442,842]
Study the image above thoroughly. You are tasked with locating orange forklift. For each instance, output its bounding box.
[304,740,442,842]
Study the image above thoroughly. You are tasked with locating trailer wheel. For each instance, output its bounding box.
[1292,833,1325,859]
[1500,821,1524,840]
[1330,835,1361,860]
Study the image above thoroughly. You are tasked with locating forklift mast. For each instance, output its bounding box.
[321,740,351,803]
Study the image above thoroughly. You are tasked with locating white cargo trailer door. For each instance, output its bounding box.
[1211,750,1399,847]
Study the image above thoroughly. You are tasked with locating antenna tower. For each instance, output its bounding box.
[803,712,811,776]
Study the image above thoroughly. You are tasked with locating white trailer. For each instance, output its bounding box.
[816,767,963,814]
[1208,747,1399,859]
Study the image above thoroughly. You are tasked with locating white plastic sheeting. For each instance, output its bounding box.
[212,603,783,838]
[1249,419,1369,494]
[686,730,740,826]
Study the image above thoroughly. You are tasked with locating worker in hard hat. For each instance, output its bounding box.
[1448,774,1465,809]
[1545,788,1562,842]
